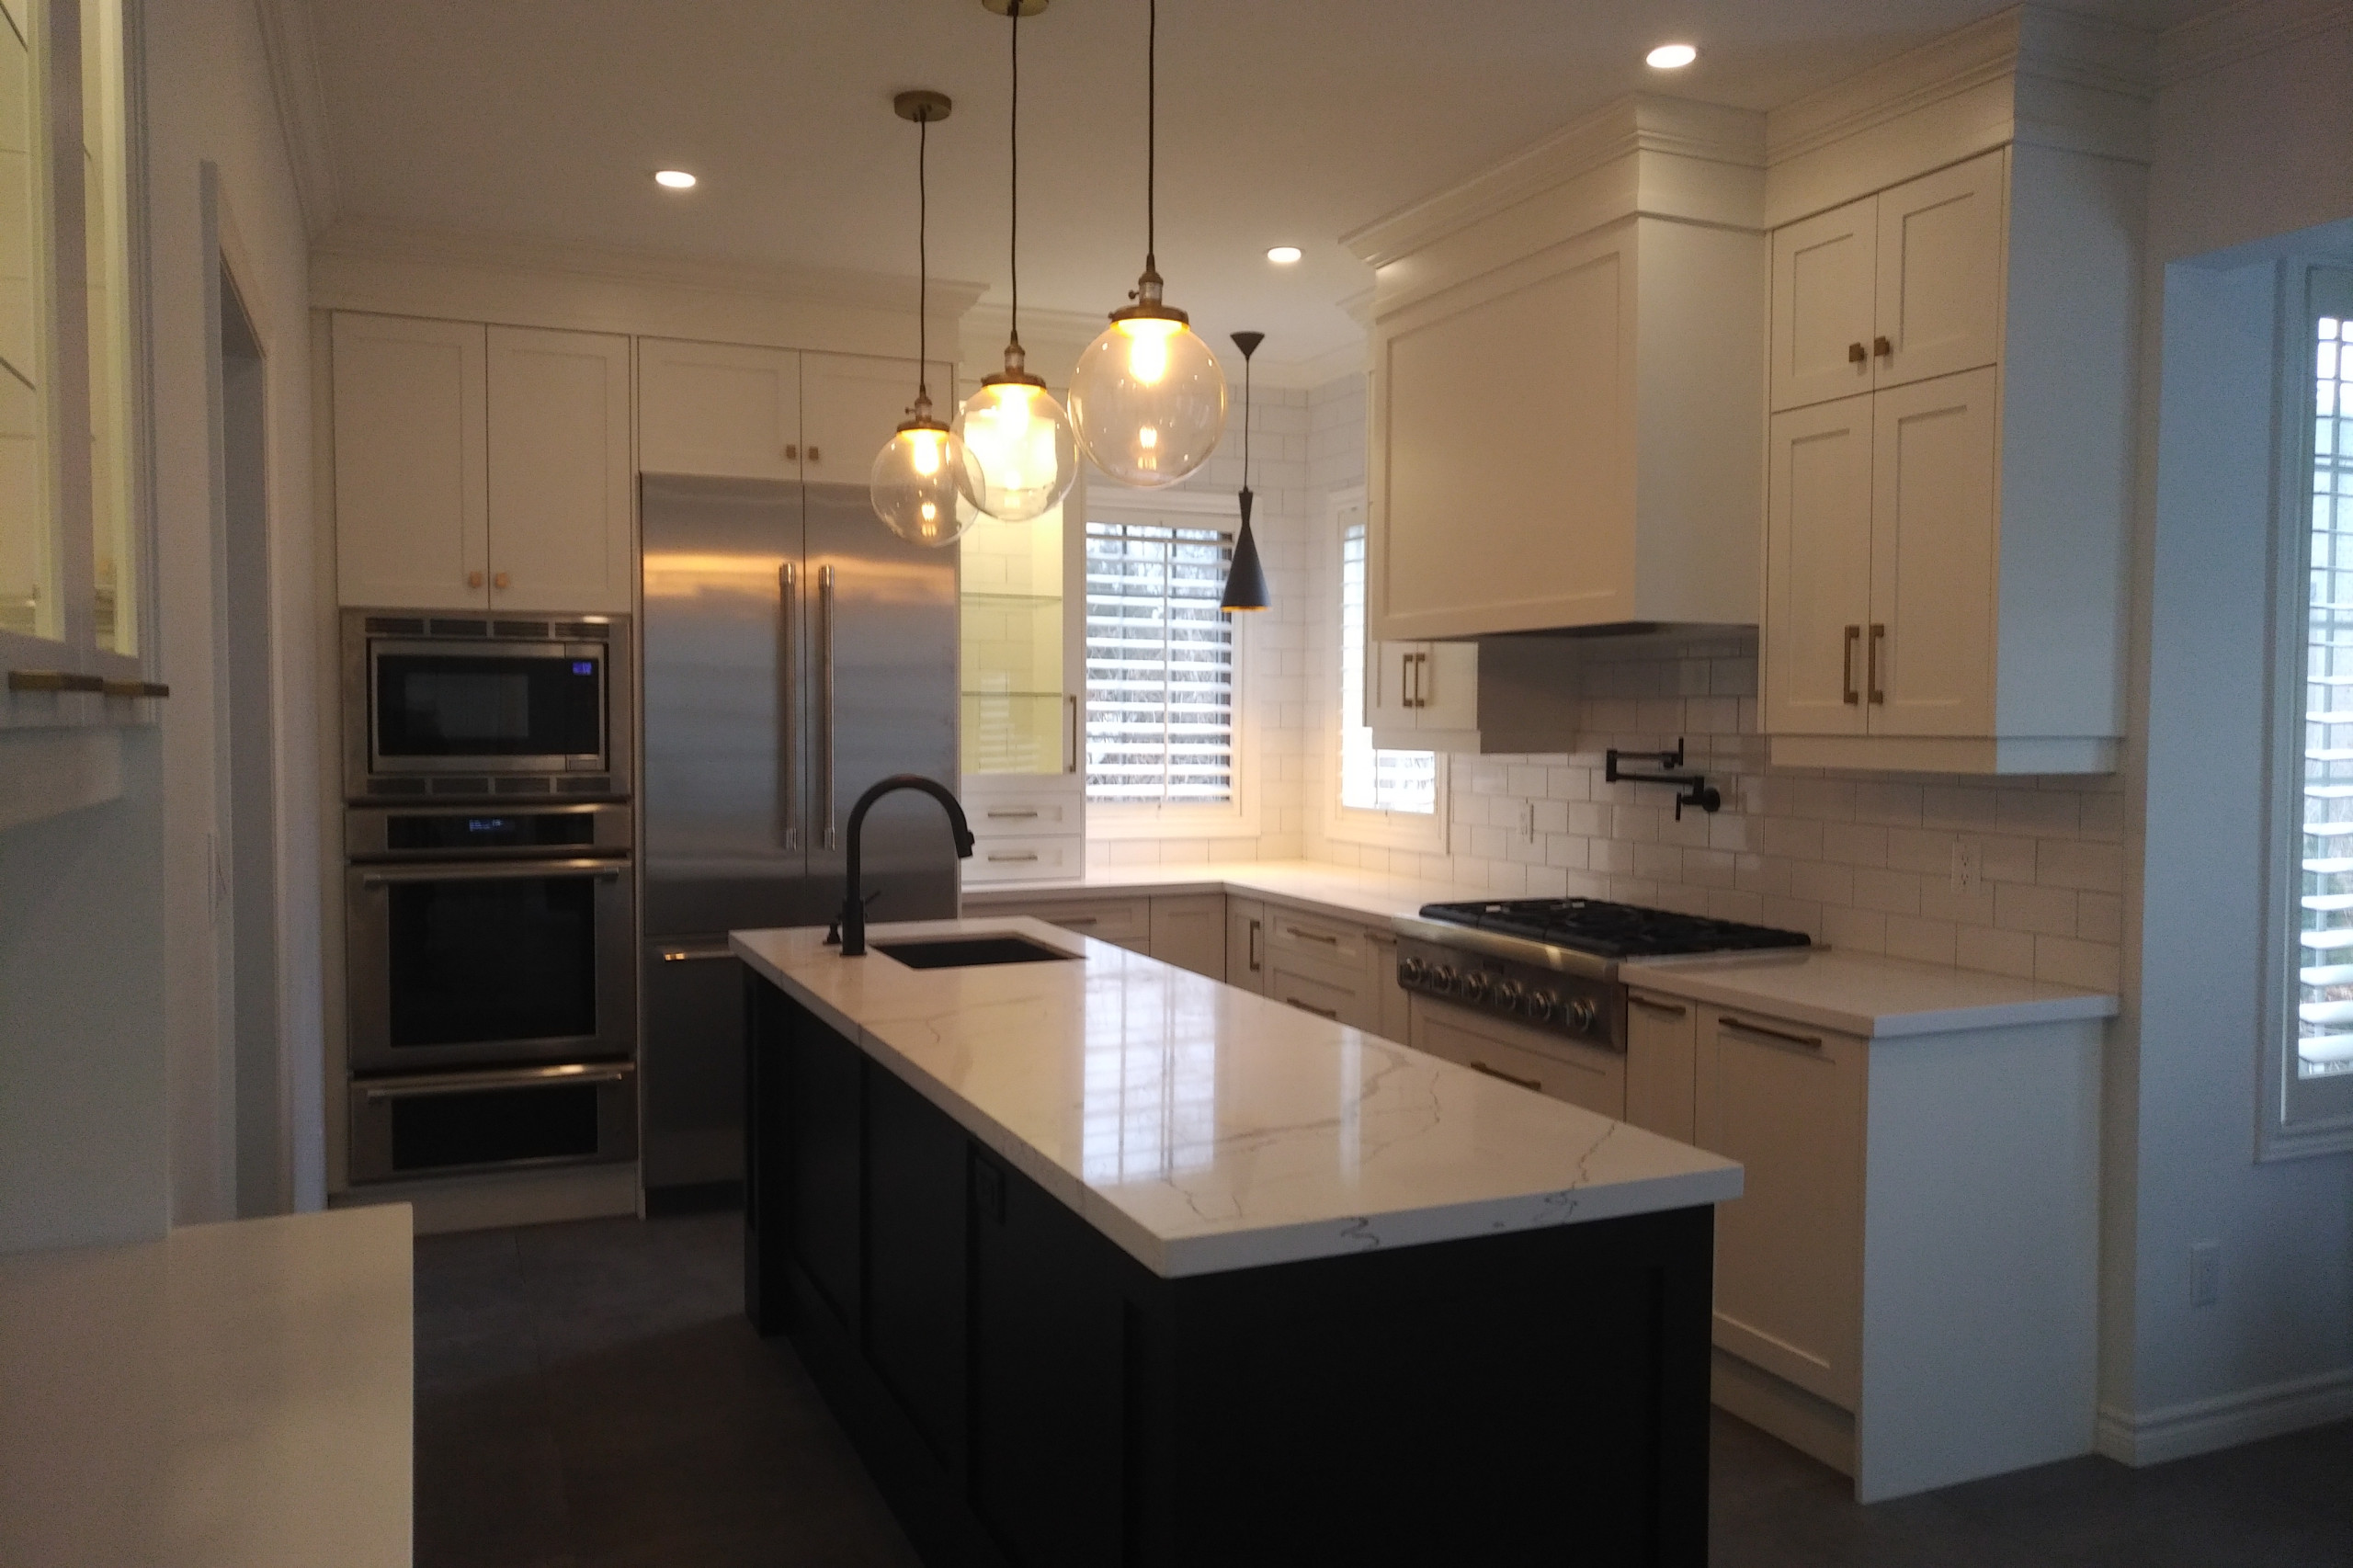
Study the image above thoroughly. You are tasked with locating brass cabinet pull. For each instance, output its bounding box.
[1285,926,1341,946]
[1868,624,1887,705]
[1847,341,1867,364]
[1401,650,1416,709]
[784,442,800,460]
[1055,915,1100,927]
[1065,694,1079,774]
[806,445,822,462]
[987,851,1040,863]
[1247,917,1263,972]
[660,945,735,963]
[1842,625,1860,706]
[1285,998,1340,1019]
[1468,1060,1543,1092]
[1629,994,1688,1018]
[8,670,105,692]
[1873,335,1893,359]
[1718,1015,1824,1051]
[985,808,1039,820]
[467,570,484,588]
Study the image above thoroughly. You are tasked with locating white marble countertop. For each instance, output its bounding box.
[0,1206,413,1567]
[733,917,1742,1278]
[965,859,2117,1040]
[961,859,1488,929]
[1622,948,2119,1039]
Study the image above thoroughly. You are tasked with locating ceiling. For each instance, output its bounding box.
[303,0,2213,376]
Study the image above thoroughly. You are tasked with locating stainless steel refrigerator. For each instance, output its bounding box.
[638,472,959,1206]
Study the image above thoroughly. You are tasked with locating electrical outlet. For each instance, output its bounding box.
[1950,838,1982,893]
[2190,1241,2221,1308]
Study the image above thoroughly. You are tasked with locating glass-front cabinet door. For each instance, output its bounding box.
[960,475,1086,780]
[0,0,150,746]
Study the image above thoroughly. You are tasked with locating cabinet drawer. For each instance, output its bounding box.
[1266,909,1372,971]
[988,895,1149,944]
[969,797,1083,836]
[963,838,1086,882]
[1266,961,1376,1031]
[1410,997,1626,1121]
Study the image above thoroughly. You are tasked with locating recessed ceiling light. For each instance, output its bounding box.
[1267,245,1302,265]
[654,169,698,189]
[1645,42,1698,69]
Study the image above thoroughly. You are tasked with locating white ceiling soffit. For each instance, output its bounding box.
[295,0,2222,377]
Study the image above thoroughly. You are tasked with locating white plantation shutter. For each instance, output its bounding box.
[2300,307,2353,1085]
[1085,521,1235,804]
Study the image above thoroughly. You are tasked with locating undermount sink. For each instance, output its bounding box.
[872,935,1078,970]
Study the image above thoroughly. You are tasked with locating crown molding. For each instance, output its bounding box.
[1340,94,1766,270]
[2158,0,2352,86]
[1767,4,2154,168]
[254,0,337,237]
[312,218,986,317]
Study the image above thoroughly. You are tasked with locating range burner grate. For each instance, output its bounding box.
[1416,897,1812,960]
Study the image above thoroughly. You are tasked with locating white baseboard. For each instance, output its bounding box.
[2097,1365,2353,1466]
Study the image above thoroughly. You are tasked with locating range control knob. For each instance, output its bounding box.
[1399,957,1427,986]
[1523,989,1560,1023]
[1491,980,1524,1013]
[1565,997,1599,1034]
[1458,971,1491,1004]
[1431,966,1459,995]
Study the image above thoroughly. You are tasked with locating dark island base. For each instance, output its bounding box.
[745,976,1716,1568]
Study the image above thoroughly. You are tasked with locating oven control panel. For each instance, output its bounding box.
[1394,937,1625,1052]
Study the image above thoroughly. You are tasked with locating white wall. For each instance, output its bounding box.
[2098,0,2353,1460]
[143,0,321,1221]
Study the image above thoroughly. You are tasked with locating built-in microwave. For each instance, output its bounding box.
[341,608,633,801]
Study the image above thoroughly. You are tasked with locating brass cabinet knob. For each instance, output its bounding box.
[784,443,800,460]
[1847,342,1867,364]
[806,445,822,462]
[1873,335,1893,358]
[467,570,483,588]
[494,572,510,590]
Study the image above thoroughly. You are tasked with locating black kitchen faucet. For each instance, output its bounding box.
[826,774,975,957]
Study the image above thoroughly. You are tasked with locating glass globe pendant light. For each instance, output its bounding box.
[953,0,1078,523]
[871,90,983,546]
[1219,332,1270,611]
[1067,0,1227,489]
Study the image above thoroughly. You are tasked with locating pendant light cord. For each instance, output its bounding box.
[1007,0,1022,351]
[1146,0,1156,267]
[917,112,929,401]
[1242,349,1251,485]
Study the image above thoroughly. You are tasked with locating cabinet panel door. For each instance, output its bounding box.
[1226,897,1267,994]
[1623,990,1697,1143]
[1267,960,1376,1031]
[1770,196,1878,412]
[1148,893,1227,981]
[1695,1008,1865,1410]
[801,351,949,491]
[638,338,800,480]
[485,326,632,612]
[1870,368,1998,736]
[332,312,487,608]
[864,1062,967,1469]
[1764,394,1873,735]
[785,1009,864,1333]
[1874,151,2006,390]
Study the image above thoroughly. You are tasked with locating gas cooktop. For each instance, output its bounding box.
[1413,897,1813,960]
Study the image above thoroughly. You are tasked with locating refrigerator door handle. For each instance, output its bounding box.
[818,563,837,850]
[779,562,800,850]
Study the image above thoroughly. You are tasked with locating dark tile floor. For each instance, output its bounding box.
[415,1212,2353,1568]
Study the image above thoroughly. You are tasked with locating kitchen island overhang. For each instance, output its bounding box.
[735,918,1742,1568]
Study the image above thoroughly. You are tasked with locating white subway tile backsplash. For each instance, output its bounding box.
[1995,881,2079,937]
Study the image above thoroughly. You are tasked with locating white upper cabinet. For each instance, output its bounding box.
[333,313,489,609]
[485,326,632,613]
[1367,639,1480,751]
[1771,197,1879,412]
[1763,393,1874,736]
[1348,97,1768,642]
[638,338,801,480]
[335,313,632,612]
[1870,369,1999,735]
[1873,153,2006,390]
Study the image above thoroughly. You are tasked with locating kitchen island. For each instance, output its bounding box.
[734,917,1740,1568]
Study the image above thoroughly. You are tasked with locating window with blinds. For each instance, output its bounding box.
[1084,520,1235,805]
[2298,305,2353,1087]
[1340,522,1437,814]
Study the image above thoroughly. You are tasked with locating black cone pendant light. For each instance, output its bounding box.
[1220,331,1270,612]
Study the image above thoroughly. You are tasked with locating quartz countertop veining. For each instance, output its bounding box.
[733,917,1742,1278]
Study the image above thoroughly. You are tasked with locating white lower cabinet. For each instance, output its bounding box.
[1407,995,1626,1121]
[1147,895,1226,983]
[1225,898,1267,994]
[1623,989,1699,1144]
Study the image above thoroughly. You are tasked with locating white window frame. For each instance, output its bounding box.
[2260,260,2353,1157]
[1083,490,1258,840]
[1326,489,1446,854]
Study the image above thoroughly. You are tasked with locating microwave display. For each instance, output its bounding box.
[374,653,603,760]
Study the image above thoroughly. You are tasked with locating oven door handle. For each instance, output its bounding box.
[360,1064,635,1101]
[358,859,628,887]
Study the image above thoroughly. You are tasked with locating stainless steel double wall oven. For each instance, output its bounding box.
[341,609,639,1185]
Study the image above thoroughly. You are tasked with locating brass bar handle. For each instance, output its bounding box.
[1718,1015,1824,1051]
[987,851,1040,863]
[1055,915,1101,927]
[1285,926,1341,946]
[1872,335,1893,359]
[1285,998,1340,1019]
[1842,625,1860,706]
[1416,651,1430,709]
[1248,917,1263,972]
[660,944,736,963]
[1401,651,1415,710]
[1065,694,1079,774]
[1847,341,1867,365]
[818,564,836,849]
[779,562,800,851]
[1629,995,1688,1018]
[985,809,1040,820]
[101,678,171,698]
[8,670,106,693]
[1468,1060,1543,1092]
[1868,624,1887,705]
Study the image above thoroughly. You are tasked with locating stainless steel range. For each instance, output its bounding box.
[1392,898,1813,1052]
